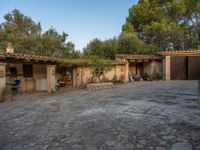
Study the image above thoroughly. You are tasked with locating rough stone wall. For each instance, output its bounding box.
[47,65,56,93]
[7,64,47,92]
[104,67,115,81]
[164,56,171,80]
[144,61,162,76]
[73,67,77,88]
[73,65,125,88]
[0,63,6,101]
[115,66,125,81]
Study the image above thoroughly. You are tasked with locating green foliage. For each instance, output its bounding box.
[118,32,154,54]
[123,0,200,50]
[83,33,160,59]
[112,75,123,84]
[83,38,103,56]
[0,9,81,58]
[150,72,163,81]
[88,55,111,83]
[83,38,117,59]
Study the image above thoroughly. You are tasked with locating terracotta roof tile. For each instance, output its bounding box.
[116,54,162,60]
[160,50,200,56]
[0,52,125,66]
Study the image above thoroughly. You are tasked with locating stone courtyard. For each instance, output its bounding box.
[0,81,200,150]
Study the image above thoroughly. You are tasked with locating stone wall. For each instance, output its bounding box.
[163,56,171,80]
[144,61,162,75]
[73,65,126,88]
[0,63,6,101]
[87,82,113,91]
[47,65,56,93]
[8,64,47,92]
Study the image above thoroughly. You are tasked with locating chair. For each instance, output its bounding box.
[143,72,150,81]
[132,73,142,81]
[12,79,21,94]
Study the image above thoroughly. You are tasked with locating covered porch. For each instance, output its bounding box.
[0,52,74,100]
[116,54,163,81]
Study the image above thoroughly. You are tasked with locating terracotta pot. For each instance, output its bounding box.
[0,97,3,103]
[3,94,12,102]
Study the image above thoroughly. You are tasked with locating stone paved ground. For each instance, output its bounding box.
[0,81,200,150]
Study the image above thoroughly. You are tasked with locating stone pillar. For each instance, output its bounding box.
[73,67,77,88]
[47,65,56,93]
[75,66,83,88]
[73,66,82,88]
[165,56,171,80]
[124,60,129,82]
[150,61,156,75]
[0,63,6,101]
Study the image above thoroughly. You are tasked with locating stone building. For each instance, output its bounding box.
[3,44,200,101]
[0,51,126,101]
[116,54,163,79]
[160,50,200,80]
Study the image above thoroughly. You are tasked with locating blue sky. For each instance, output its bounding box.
[0,0,137,51]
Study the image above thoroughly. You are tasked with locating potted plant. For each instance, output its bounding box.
[2,86,13,102]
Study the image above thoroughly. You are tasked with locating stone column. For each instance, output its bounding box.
[47,65,56,93]
[124,60,129,82]
[73,67,77,88]
[150,61,156,75]
[0,63,6,101]
[75,66,83,88]
[73,66,81,88]
[165,56,171,80]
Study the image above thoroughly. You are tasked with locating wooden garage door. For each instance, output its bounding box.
[170,56,186,80]
[188,56,200,80]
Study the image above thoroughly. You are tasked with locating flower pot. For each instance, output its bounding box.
[2,86,13,103]
[3,94,12,102]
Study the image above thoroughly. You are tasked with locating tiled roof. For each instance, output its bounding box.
[0,52,125,66]
[0,52,64,64]
[160,50,200,56]
[116,54,162,60]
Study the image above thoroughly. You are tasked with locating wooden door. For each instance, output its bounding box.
[188,56,200,80]
[170,56,186,80]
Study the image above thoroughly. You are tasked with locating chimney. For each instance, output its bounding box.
[6,42,14,53]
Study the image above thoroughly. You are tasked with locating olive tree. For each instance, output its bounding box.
[88,56,111,83]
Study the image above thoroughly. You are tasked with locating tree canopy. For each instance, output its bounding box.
[1,1,200,61]
[83,32,160,60]
[122,0,200,50]
[0,9,81,58]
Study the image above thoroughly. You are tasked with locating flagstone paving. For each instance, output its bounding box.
[0,81,200,150]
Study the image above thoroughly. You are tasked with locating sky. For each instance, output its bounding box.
[0,0,137,51]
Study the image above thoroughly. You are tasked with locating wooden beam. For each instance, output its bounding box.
[129,60,136,63]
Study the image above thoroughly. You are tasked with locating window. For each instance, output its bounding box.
[10,67,17,77]
[23,64,33,77]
